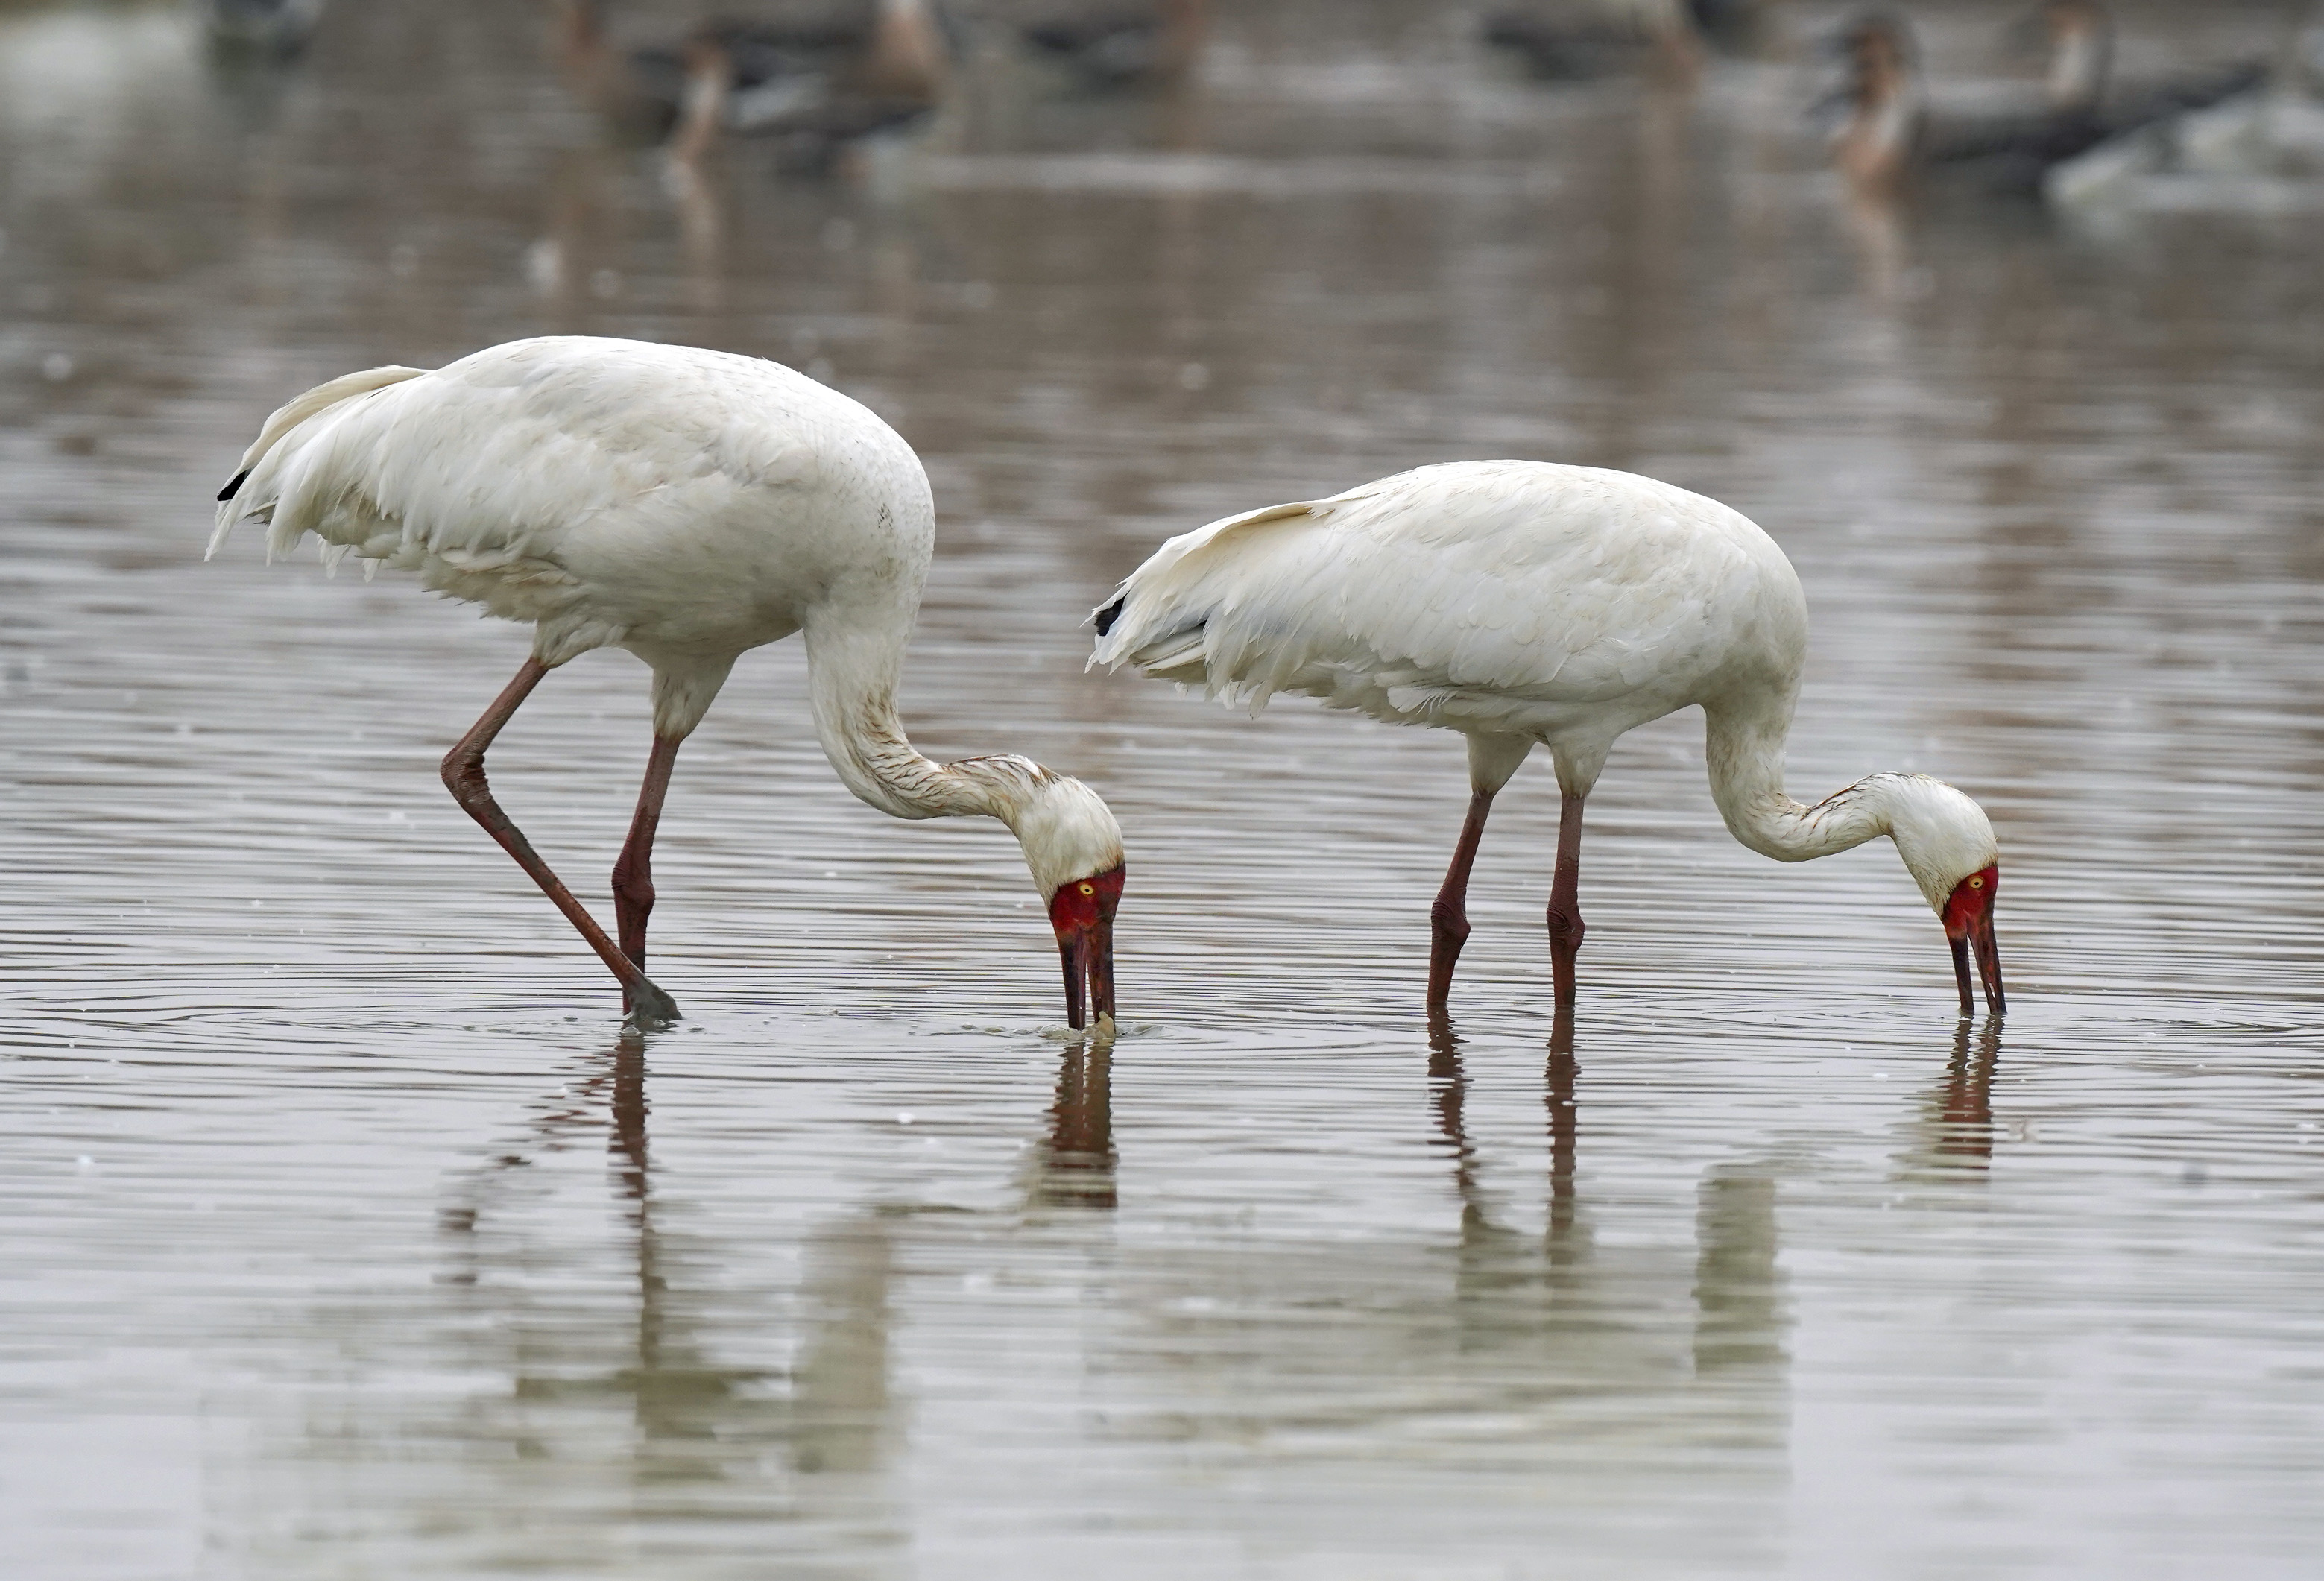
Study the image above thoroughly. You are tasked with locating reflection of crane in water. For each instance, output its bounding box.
[1084,1014,1791,1493]
[435,1036,904,1525]
[1033,1032,1118,1211]
[1427,1013,1784,1386]
[1895,1018,2006,1180]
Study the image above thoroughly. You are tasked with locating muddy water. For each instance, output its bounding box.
[4,1,2322,1576]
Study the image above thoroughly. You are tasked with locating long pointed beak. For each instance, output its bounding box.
[1948,910,2005,1017]
[1942,867,2005,1019]
[1970,908,2004,1017]
[1058,915,1115,1031]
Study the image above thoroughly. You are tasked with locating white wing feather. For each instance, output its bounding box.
[207,338,882,665]
[1091,460,1803,736]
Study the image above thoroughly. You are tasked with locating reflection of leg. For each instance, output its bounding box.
[1692,1170,1784,1375]
[1547,792,1587,1009]
[1935,1018,2003,1162]
[613,736,682,985]
[1427,1012,1480,1211]
[610,1030,650,1197]
[1041,1035,1117,1210]
[439,658,679,1023]
[1546,1007,1579,1255]
[1428,791,1497,1012]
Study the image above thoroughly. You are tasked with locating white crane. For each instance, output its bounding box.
[211,336,1125,1029]
[1091,460,2004,1017]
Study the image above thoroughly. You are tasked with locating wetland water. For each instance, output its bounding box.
[4,1,2323,1575]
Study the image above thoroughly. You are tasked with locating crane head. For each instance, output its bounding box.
[1002,771,1126,1031]
[1941,865,2004,1019]
[1884,777,2005,1017]
[1048,864,1125,1032]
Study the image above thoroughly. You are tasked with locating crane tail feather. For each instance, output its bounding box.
[207,363,430,564]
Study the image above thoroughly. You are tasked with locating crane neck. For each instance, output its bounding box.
[802,612,1041,827]
[1702,693,1895,865]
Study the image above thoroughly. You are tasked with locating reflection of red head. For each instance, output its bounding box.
[1048,864,1125,1030]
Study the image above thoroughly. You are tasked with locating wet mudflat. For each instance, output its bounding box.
[4,1,2323,1576]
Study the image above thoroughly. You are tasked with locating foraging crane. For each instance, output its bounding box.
[1091,461,2003,1017]
[212,337,1125,1029]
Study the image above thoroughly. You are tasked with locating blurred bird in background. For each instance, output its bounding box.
[1480,0,1762,84]
[996,0,1209,89]
[1822,2,2265,195]
[198,0,326,58]
[2046,4,2324,209]
[551,0,953,171]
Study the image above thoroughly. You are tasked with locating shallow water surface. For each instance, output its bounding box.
[4,2,2323,1577]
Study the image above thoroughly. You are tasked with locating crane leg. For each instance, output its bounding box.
[1547,792,1586,1009]
[611,735,682,1001]
[1427,788,1497,1012]
[439,658,682,1026]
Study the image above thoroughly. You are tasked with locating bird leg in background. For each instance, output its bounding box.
[440,658,683,1025]
[1427,788,1498,1012]
[612,736,682,995]
[1547,792,1586,1009]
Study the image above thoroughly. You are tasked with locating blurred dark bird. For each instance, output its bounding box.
[2046,5,2324,207]
[1823,4,2260,194]
[200,0,326,57]
[1008,0,1208,88]
[1480,0,1752,83]
[552,0,950,170]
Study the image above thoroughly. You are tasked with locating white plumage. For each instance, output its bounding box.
[212,335,1125,1028]
[1093,459,2005,1016]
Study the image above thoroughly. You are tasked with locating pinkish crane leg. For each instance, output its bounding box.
[1427,788,1497,1013]
[1547,792,1586,1009]
[439,657,681,1025]
[611,736,681,1001]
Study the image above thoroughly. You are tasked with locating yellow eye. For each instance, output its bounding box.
[1079,883,1095,896]
[1968,877,1984,889]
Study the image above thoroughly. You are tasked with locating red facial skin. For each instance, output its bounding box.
[1048,863,1125,1030]
[1941,864,2005,1017]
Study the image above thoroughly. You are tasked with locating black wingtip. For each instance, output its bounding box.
[1093,595,1125,637]
[216,467,250,503]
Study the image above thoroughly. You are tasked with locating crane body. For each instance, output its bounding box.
[1093,460,2003,1016]
[213,336,1124,1028]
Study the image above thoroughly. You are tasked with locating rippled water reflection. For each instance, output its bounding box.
[4,1,2323,1576]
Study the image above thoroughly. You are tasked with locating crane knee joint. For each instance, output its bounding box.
[440,750,487,802]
